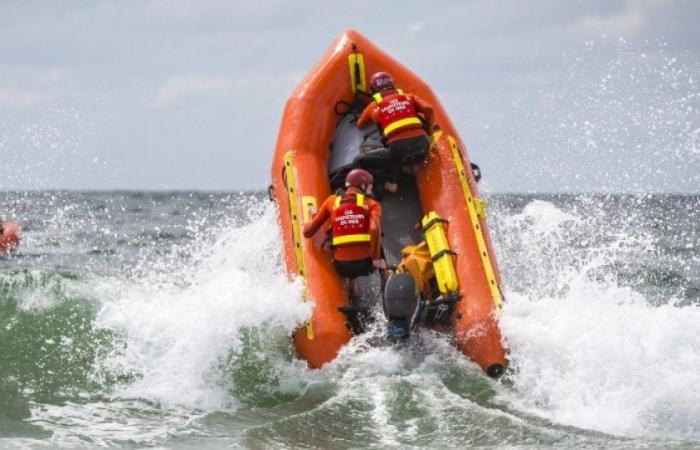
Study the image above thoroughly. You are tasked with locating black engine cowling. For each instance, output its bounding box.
[382,273,418,339]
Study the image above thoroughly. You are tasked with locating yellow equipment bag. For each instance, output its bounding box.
[397,241,435,296]
[421,212,459,294]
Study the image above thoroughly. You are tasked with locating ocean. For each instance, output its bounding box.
[0,191,698,448]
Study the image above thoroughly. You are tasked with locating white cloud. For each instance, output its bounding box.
[0,88,47,108]
[40,68,70,84]
[141,0,297,30]
[153,74,232,108]
[0,0,697,190]
[407,21,425,35]
[575,1,652,37]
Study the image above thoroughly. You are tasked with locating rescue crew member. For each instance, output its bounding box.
[302,168,385,300]
[356,71,435,192]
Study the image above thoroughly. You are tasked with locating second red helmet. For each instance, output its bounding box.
[345,168,374,188]
[369,71,395,92]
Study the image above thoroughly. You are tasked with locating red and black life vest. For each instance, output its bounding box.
[373,89,423,138]
[331,194,371,247]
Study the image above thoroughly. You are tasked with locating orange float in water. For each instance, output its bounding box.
[270,29,507,377]
[0,222,21,253]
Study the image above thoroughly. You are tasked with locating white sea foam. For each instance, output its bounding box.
[19,195,698,446]
[28,400,195,447]
[497,199,700,440]
[93,202,310,411]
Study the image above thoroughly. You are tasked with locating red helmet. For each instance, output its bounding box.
[345,168,374,188]
[369,71,394,92]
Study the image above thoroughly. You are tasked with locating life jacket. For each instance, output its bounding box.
[373,89,423,138]
[331,193,371,247]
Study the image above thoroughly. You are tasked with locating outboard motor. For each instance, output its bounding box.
[382,273,418,340]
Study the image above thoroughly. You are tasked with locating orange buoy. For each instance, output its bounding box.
[270,29,507,376]
[0,221,21,253]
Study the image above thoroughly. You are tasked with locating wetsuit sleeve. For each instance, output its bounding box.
[356,103,378,129]
[368,199,383,260]
[303,196,333,238]
[411,94,435,131]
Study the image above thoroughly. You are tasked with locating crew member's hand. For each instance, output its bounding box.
[372,259,387,270]
[307,204,318,218]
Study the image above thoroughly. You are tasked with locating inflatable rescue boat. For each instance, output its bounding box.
[270,30,507,377]
[0,222,21,253]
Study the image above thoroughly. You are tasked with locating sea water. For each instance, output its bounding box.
[0,191,698,448]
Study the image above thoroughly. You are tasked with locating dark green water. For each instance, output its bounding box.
[0,191,698,448]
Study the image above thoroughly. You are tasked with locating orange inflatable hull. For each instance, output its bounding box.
[0,222,21,253]
[270,30,507,375]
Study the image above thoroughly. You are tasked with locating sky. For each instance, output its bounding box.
[0,0,698,193]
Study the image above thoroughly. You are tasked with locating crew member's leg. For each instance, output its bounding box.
[388,135,430,168]
[334,258,375,303]
[353,149,396,197]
